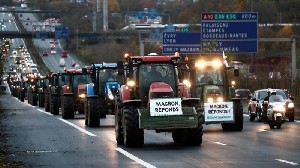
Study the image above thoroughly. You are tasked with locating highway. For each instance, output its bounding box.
[1,8,300,168]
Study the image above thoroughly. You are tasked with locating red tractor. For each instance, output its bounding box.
[61,68,92,119]
[115,54,204,148]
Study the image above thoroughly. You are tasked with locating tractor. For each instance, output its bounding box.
[61,68,92,119]
[115,54,204,148]
[26,73,38,106]
[84,63,122,127]
[44,72,67,115]
[36,76,49,107]
[181,53,243,131]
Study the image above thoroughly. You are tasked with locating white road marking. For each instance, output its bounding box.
[295,120,300,123]
[257,129,271,132]
[275,159,299,165]
[116,147,157,168]
[215,142,227,146]
[58,118,97,137]
[37,109,53,116]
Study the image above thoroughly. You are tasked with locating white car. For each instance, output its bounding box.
[60,58,66,67]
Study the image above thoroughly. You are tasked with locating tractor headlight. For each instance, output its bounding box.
[288,102,294,108]
[216,97,223,102]
[79,94,86,98]
[127,80,136,87]
[108,94,114,100]
[183,79,191,88]
[207,97,213,103]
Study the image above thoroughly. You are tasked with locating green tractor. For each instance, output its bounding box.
[26,73,38,106]
[115,54,204,148]
[181,54,243,131]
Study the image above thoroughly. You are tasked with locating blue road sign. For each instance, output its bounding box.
[163,32,201,45]
[35,31,48,40]
[162,45,201,54]
[201,12,258,53]
[162,32,201,55]
[55,26,69,39]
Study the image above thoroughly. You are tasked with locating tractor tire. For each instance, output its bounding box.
[20,91,25,102]
[115,99,124,145]
[172,129,184,143]
[44,94,50,112]
[50,95,59,115]
[123,106,144,148]
[78,103,84,114]
[87,97,100,127]
[183,113,204,145]
[231,101,244,131]
[28,93,32,104]
[38,94,45,107]
[84,100,88,126]
[32,93,38,106]
[61,95,74,119]
[99,98,107,118]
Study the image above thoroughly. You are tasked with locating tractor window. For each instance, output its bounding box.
[73,74,92,86]
[196,69,223,85]
[138,64,176,102]
[99,69,117,82]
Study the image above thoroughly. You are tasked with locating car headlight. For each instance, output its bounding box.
[288,102,294,108]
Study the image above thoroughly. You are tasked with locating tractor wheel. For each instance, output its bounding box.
[87,97,100,127]
[32,93,38,106]
[123,106,144,148]
[99,98,107,118]
[78,102,84,114]
[50,95,59,115]
[20,91,25,102]
[115,99,124,145]
[38,94,45,107]
[172,129,184,143]
[44,94,50,112]
[61,95,74,119]
[84,99,88,126]
[28,92,32,104]
[183,113,204,145]
[231,101,243,131]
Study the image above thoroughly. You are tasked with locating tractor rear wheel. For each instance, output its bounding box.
[87,97,100,127]
[123,106,144,148]
[50,95,59,115]
[62,95,74,119]
[44,94,50,112]
[32,93,38,106]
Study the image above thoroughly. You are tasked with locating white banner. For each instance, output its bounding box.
[204,102,234,122]
[150,98,182,116]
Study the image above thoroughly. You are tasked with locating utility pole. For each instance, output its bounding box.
[103,0,108,31]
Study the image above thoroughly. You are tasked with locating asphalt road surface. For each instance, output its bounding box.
[1,86,300,168]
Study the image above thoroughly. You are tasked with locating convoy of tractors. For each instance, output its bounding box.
[8,52,244,148]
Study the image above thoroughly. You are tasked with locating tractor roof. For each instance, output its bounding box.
[129,55,180,63]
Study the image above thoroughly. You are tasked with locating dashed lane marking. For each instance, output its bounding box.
[275,159,299,166]
[215,142,227,146]
[116,148,157,168]
[58,118,97,137]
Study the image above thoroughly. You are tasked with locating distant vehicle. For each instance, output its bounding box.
[26,17,30,21]
[50,44,55,49]
[42,52,48,56]
[59,58,66,67]
[61,51,68,57]
[248,88,294,122]
[21,3,27,9]
[50,50,56,55]
[235,89,252,100]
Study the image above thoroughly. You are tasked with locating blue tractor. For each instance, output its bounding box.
[84,63,122,127]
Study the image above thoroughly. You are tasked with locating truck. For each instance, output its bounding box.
[61,68,92,119]
[84,63,122,127]
[181,53,243,131]
[115,54,204,148]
